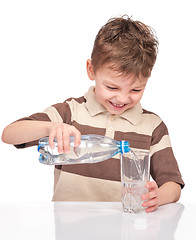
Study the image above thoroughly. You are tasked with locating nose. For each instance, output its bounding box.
[116,92,130,104]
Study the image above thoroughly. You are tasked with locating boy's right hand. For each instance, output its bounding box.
[48,123,81,154]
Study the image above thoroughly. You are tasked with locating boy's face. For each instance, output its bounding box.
[87,60,148,115]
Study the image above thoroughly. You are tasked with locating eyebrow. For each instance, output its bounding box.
[104,79,146,89]
[134,83,146,88]
[103,80,118,86]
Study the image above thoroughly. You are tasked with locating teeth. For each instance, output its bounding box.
[112,102,124,107]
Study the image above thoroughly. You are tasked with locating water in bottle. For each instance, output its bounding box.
[38,134,130,165]
[38,134,143,179]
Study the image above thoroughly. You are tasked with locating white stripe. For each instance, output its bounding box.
[150,135,171,156]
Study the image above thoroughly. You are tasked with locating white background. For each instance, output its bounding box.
[0,0,195,203]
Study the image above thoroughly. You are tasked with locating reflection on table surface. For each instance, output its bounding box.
[54,202,184,240]
[0,201,195,240]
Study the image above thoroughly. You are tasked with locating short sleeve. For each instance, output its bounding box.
[150,121,185,188]
[14,112,51,149]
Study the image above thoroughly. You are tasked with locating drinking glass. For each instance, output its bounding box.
[121,150,150,213]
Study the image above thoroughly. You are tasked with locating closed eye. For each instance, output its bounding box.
[132,89,142,92]
[107,86,118,90]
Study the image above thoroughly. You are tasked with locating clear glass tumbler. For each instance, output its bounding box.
[121,150,150,213]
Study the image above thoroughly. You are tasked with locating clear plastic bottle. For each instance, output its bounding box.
[38,134,130,165]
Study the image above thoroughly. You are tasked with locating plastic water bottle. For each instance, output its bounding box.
[38,134,131,165]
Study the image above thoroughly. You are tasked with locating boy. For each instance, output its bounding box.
[2,15,184,213]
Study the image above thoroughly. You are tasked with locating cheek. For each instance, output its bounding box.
[131,92,144,103]
[95,88,108,103]
[96,88,112,101]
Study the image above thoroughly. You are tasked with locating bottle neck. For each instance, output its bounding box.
[119,140,130,154]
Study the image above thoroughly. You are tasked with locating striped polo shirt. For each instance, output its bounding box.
[15,86,184,201]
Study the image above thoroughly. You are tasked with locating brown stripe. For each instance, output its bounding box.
[15,112,51,122]
[14,112,51,149]
[55,121,120,181]
[150,147,185,188]
[52,103,72,124]
[59,158,120,182]
[51,96,86,124]
[56,124,151,181]
[65,96,86,104]
[72,121,106,136]
[151,121,168,146]
[142,108,158,116]
[115,131,151,150]
[73,120,152,151]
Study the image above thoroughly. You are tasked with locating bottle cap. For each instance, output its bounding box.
[37,145,40,152]
[120,140,130,154]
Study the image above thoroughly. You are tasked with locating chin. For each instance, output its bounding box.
[107,109,125,115]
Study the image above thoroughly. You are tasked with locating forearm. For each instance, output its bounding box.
[1,120,51,145]
[158,181,181,206]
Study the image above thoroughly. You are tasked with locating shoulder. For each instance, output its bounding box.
[142,108,160,118]
[42,95,85,123]
[142,109,170,144]
[141,108,170,138]
[141,108,164,129]
[64,95,87,114]
[64,96,86,104]
[51,95,86,114]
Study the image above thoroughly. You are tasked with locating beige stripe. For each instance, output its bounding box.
[67,99,162,136]
[67,100,109,127]
[119,113,162,135]
[43,106,63,122]
[52,170,121,201]
[139,113,162,134]
[150,135,171,156]
[53,167,61,192]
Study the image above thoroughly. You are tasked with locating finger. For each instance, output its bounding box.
[142,189,158,201]
[72,128,81,147]
[62,133,70,153]
[49,131,56,149]
[142,182,159,200]
[145,181,158,191]
[56,129,63,154]
[68,126,81,147]
[145,204,159,213]
[142,197,159,208]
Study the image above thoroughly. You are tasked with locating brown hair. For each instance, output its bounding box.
[91,15,159,78]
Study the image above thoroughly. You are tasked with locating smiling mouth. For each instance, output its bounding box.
[109,101,127,108]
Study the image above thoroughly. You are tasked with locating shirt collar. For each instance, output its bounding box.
[84,86,143,125]
[84,86,107,116]
[120,102,143,125]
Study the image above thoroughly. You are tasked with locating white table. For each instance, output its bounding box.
[0,201,195,240]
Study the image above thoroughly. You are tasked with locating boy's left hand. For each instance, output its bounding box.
[141,181,160,213]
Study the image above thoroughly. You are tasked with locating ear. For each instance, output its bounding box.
[86,59,95,80]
